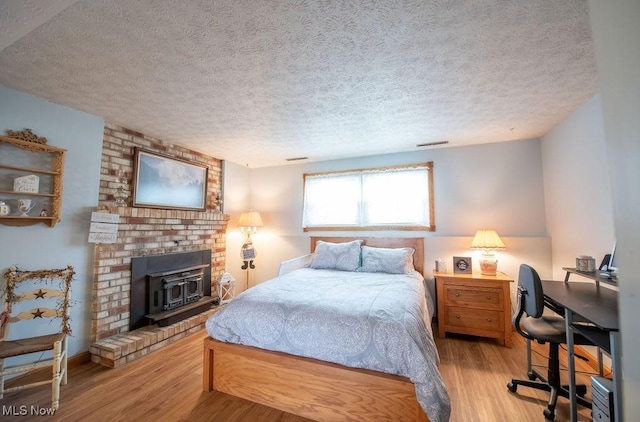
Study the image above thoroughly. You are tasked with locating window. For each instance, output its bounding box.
[302,162,434,231]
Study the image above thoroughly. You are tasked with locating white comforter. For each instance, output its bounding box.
[206,268,451,422]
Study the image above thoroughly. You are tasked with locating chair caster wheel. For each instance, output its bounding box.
[543,408,555,421]
[527,371,537,381]
[576,385,587,397]
[507,382,517,393]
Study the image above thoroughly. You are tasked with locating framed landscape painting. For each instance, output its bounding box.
[132,148,208,211]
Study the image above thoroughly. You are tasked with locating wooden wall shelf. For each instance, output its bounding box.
[0,135,66,228]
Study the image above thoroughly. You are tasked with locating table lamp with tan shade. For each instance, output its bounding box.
[470,229,506,276]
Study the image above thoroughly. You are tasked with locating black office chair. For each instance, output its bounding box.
[507,264,592,421]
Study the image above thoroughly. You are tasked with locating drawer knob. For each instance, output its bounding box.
[486,318,492,322]
[455,293,460,297]
[455,314,460,319]
[486,295,491,300]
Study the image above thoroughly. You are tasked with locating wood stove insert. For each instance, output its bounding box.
[130,250,218,330]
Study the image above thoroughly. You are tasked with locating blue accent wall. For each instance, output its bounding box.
[0,84,104,356]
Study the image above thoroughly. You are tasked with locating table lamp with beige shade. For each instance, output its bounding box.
[470,229,506,276]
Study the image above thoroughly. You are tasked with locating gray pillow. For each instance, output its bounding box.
[360,246,415,274]
[309,240,363,271]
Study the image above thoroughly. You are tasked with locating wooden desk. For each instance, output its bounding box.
[541,280,621,422]
[434,271,513,347]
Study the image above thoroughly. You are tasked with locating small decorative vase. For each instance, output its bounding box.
[0,201,9,216]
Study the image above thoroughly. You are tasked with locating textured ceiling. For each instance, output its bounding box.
[0,0,598,168]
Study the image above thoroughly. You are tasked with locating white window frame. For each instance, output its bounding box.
[302,162,435,232]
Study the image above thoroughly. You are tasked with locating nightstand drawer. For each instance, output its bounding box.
[443,285,503,310]
[444,306,504,332]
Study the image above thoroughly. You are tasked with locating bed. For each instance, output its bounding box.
[203,237,451,422]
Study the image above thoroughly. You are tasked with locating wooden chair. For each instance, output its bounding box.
[0,265,74,410]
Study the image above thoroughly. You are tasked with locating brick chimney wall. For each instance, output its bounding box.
[91,123,228,343]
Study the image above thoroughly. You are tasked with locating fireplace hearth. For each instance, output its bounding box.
[130,250,218,330]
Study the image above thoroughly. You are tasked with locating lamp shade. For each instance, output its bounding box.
[238,211,263,228]
[470,229,506,250]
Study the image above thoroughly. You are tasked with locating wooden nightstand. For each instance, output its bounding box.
[434,271,514,347]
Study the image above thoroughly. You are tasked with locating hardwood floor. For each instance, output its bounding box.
[1,328,598,421]
[436,332,596,422]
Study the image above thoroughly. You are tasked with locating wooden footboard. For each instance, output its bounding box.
[203,337,429,422]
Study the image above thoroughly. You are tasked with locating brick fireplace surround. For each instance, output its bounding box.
[89,123,228,368]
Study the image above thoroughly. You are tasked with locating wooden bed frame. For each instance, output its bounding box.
[203,237,430,422]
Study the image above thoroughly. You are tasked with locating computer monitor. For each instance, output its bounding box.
[608,241,618,274]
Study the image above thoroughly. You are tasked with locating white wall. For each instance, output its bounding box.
[240,138,552,306]
[541,95,615,281]
[221,160,252,292]
[540,95,616,366]
[589,2,640,419]
[0,85,104,357]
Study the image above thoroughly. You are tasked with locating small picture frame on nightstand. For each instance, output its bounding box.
[453,256,472,274]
